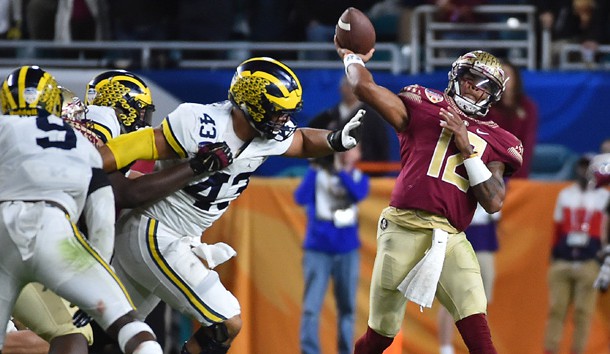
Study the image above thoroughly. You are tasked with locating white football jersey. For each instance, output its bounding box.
[140,101,294,236]
[0,114,102,221]
[86,105,121,143]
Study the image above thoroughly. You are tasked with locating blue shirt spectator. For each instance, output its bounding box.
[294,147,370,354]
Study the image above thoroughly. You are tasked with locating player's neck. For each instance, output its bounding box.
[231,107,258,141]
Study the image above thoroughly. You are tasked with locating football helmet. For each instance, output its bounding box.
[60,86,102,146]
[228,57,303,141]
[446,50,507,117]
[60,86,88,123]
[87,70,155,133]
[0,65,62,117]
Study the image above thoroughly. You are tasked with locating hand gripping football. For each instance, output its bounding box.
[335,7,376,55]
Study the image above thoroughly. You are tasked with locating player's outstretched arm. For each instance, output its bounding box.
[108,164,195,209]
[99,127,177,172]
[284,110,363,158]
[335,37,409,132]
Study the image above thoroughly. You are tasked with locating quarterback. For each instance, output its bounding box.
[337,45,523,354]
[97,57,363,354]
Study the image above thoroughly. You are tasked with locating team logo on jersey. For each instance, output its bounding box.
[380,218,388,230]
[424,88,444,104]
[23,87,39,104]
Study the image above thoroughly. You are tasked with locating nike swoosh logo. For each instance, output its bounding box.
[476,128,489,135]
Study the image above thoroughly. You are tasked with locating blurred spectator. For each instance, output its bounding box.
[294,146,370,354]
[486,59,538,178]
[107,0,175,68]
[396,0,426,44]
[544,156,609,354]
[242,0,298,59]
[26,0,109,41]
[307,76,391,175]
[0,0,22,39]
[437,203,500,354]
[56,0,110,42]
[293,0,377,60]
[170,0,236,61]
[535,0,604,67]
[25,0,57,39]
[430,0,489,58]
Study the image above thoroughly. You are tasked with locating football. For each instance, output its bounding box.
[335,7,376,55]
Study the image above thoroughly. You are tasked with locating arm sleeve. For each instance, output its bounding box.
[83,168,115,263]
[105,127,159,170]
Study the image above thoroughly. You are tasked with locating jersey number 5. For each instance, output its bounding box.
[36,115,77,150]
[427,128,487,192]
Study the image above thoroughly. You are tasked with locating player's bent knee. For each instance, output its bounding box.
[223,315,242,341]
[117,321,159,354]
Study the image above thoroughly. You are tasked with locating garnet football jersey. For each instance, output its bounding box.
[389,85,522,231]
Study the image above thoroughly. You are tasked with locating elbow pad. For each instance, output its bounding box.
[105,127,159,171]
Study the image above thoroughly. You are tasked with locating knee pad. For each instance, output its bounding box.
[192,323,230,353]
[117,321,156,353]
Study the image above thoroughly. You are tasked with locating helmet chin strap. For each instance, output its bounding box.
[452,81,490,117]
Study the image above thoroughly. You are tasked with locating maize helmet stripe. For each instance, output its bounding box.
[97,75,153,106]
[239,70,302,112]
[1,78,17,113]
[16,66,28,109]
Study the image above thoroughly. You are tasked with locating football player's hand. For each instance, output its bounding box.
[72,309,93,328]
[189,142,233,175]
[333,36,375,62]
[594,254,610,292]
[439,107,472,157]
[327,109,364,152]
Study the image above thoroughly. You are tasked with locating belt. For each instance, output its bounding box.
[31,200,70,216]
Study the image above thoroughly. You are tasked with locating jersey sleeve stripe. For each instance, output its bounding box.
[161,118,188,159]
[144,217,226,323]
[92,122,112,144]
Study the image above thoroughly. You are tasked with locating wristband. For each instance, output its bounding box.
[327,130,347,152]
[463,155,492,186]
[343,54,365,75]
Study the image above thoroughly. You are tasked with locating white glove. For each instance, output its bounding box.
[594,255,610,291]
[191,242,237,269]
[327,109,365,151]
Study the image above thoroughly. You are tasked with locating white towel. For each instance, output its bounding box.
[397,229,448,309]
[2,201,44,261]
[191,242,237,269]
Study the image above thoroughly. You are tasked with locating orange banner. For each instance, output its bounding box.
[204,178,610,354]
